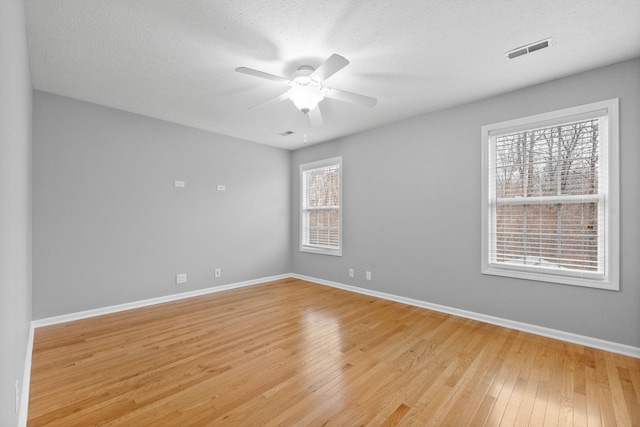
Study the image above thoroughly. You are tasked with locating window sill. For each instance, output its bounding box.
[482,264,619,291]
[300,246,342,257]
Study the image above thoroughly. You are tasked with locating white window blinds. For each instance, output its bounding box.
[300,157,342,256]
[492,117,605,276]
[482,99,619,290]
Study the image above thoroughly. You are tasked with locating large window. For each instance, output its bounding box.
[481,99,619,290]
[300,157,342,256]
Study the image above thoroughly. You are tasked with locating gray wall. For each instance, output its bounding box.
[33,92,291,319]
[0,0,32,424]
[291,58,640,348]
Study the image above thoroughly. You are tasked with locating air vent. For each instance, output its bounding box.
[279,130,295,136]
[506,38,552,60]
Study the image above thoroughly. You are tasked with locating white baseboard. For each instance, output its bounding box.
[30,272,640,358]
[32,274,290,328]
[292,274,640,359]
[18,324,34,427]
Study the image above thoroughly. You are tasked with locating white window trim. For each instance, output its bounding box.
[300,157,343,256]
[481,99,619,290]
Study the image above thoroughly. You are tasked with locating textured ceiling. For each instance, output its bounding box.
[26,0,640,150]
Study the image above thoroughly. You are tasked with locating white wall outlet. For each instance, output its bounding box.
[348,268,354,277]
[366,271,372,280]
[174,180,185,188]
[217,185,226,191]
[176,273,187,284]
[214,268,221,278]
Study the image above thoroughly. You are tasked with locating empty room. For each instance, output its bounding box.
[2,0,640,425]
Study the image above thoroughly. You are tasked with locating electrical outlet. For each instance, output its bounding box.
[214,268,221,278]
[366,271,372,280]
[176,273,187,284]
[348,268,354,277]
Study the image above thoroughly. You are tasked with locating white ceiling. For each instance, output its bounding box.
[25,0,640,150]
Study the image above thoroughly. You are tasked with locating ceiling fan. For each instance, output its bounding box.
[235,54,377,127]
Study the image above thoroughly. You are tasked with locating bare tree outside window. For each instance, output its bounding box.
[494,119,600,271]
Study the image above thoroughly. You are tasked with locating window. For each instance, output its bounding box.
[300,157,342,256]
[481,99,619,290]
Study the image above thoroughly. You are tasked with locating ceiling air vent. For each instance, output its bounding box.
[279,130,295,136]
[506,38,552,60]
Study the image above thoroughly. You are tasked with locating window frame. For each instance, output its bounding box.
[300,156,343,256]
[481,99,619,290]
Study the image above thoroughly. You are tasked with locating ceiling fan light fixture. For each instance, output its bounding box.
[236,54,377,118]
[287,84,325,113]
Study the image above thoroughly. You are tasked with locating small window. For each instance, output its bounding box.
[481,99,619,290]
[300,157,342,256]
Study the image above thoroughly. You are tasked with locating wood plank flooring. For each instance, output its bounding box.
[28,278,640,426]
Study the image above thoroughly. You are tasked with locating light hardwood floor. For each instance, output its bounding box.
[28,278,640,426]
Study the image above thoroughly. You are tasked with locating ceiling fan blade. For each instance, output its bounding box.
[247,91,290,111]
[325,87,377,108]
[310,54,349,82]
[235,67,291,84]
[307,106,324,127]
